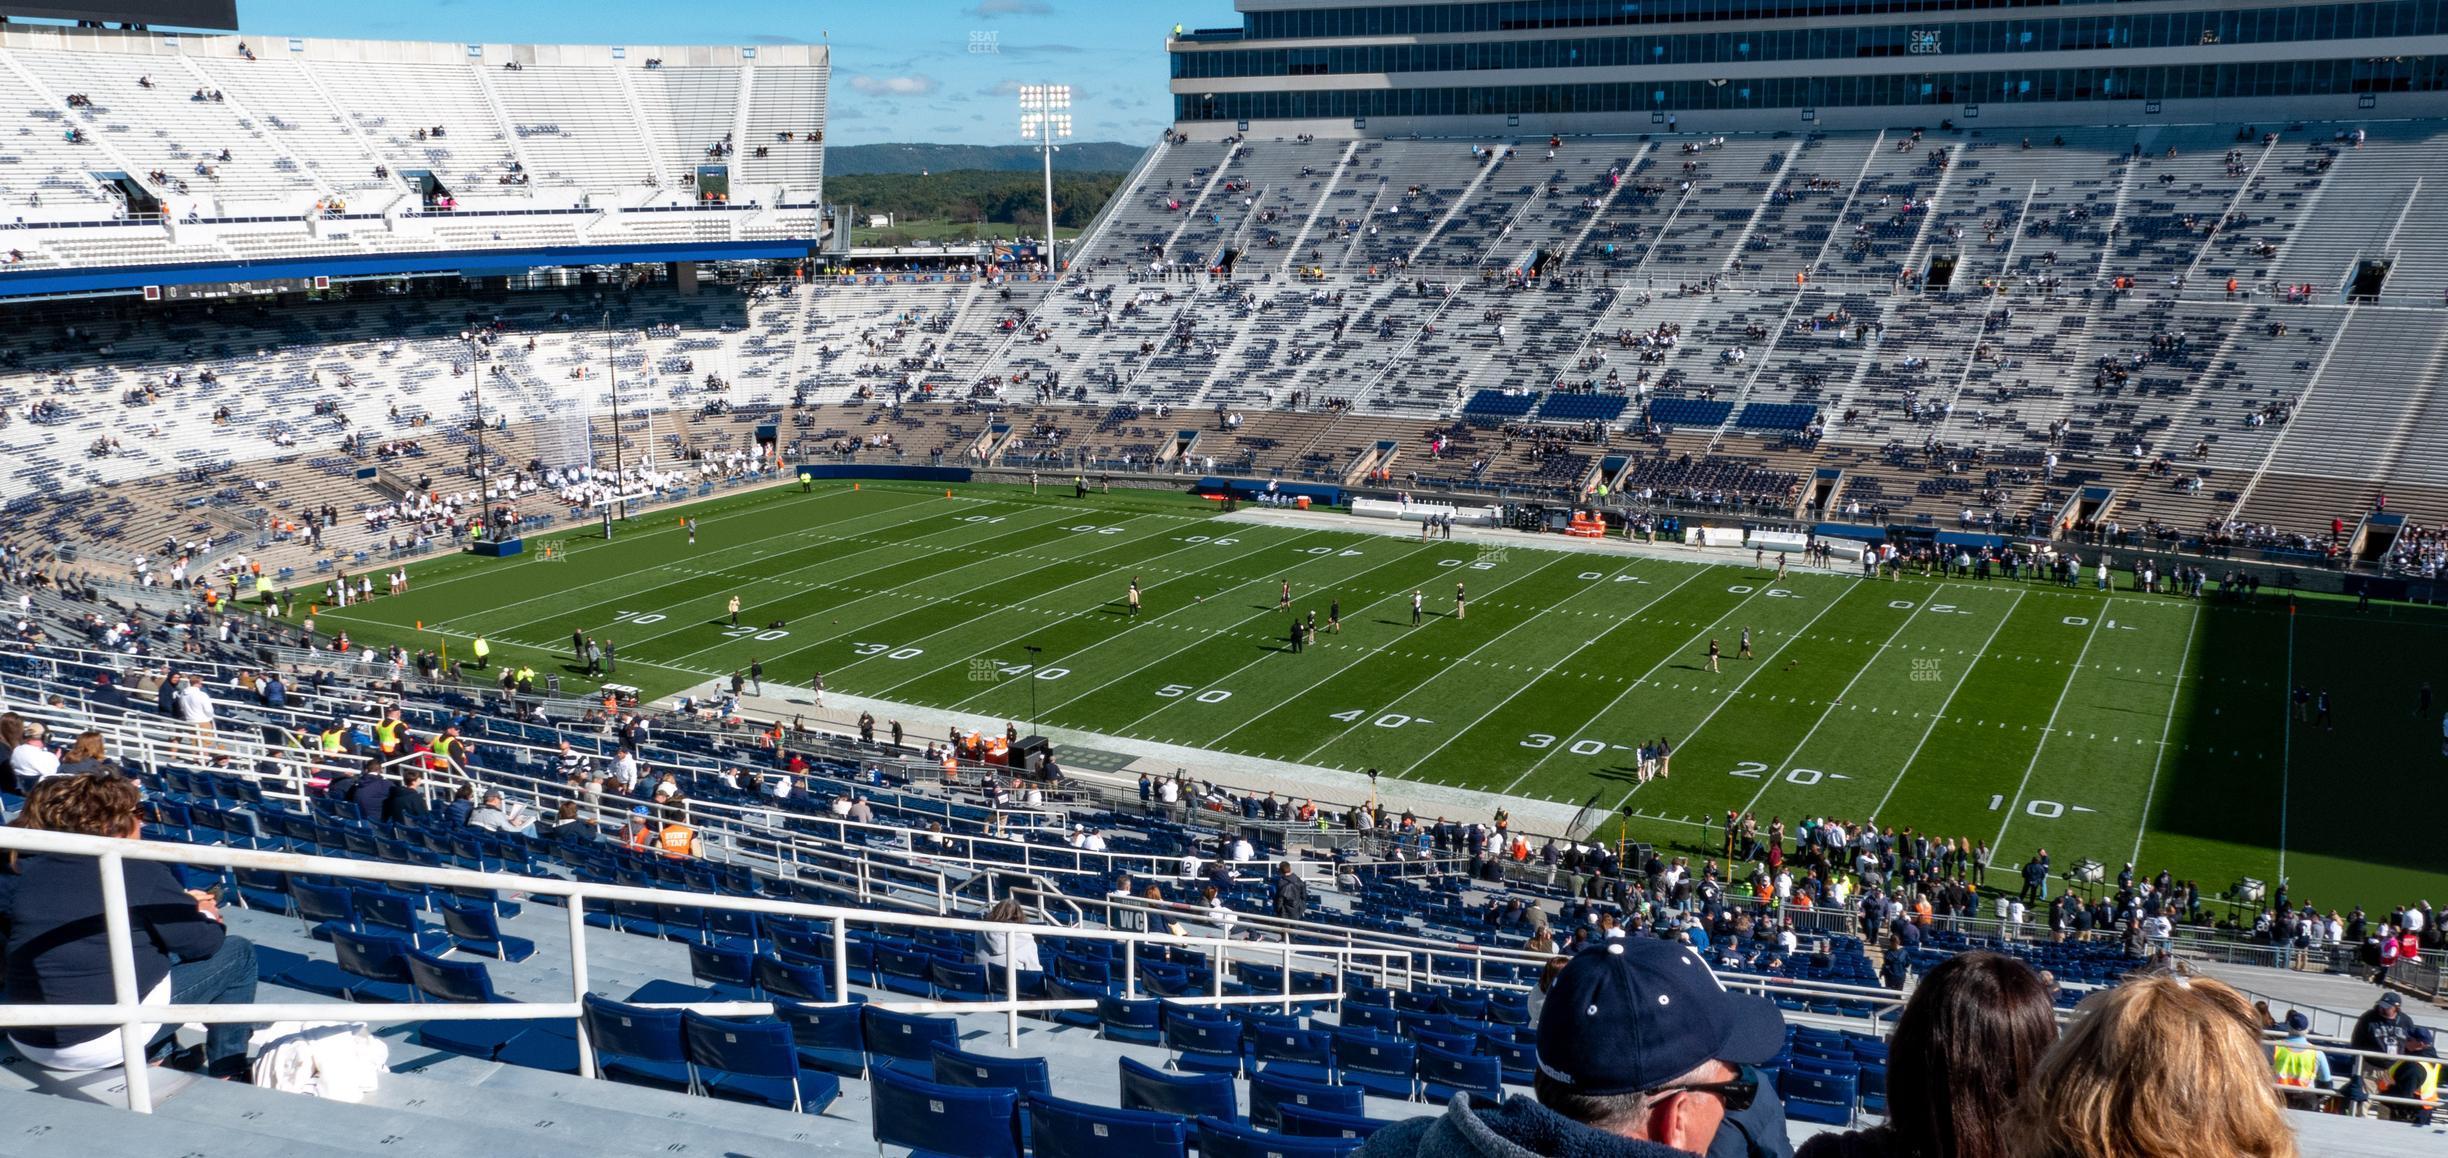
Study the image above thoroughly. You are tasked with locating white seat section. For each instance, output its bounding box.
[734,63,825,191]
[630,66,742,189]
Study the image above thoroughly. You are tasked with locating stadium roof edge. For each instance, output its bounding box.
[0,238,821,301]
[0,23,827,68]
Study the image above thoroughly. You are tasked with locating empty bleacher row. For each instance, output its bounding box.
[0,29,826,272]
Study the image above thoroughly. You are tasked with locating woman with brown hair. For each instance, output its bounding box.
[0,712,24,792]
[975,897,1042,975]
[1800,950,2058,1158]
[54,731,119,779]
[2010,972,2296,1158]
[2,774,259,1078]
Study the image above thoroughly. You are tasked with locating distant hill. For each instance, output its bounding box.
[825,142,1146,176]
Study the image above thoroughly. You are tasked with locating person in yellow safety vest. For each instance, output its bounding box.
[2269,1011,2332,1109]
[470,637,490,668]
[2384,1027,2440,1125]
[254,574,274,605]
[317,722,346,756]
[658,818,700,859]
[374,710,405,757]
[430,724,466,769]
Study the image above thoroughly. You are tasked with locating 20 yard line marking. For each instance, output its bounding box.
[1730,588,1939,822]
[1604,579,1871,817]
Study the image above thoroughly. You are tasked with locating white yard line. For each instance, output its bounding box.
[1399,566,1707,781]
[879,528,1337,700]
[1602,579,1870,816]
[1730,588,1938,822]
[2129,603,2202,864]
[969,539,1448,716]
[1990,613,2109,852]
[1293,556,1658,763]
[1869,588,2026,821]
[678,510,1211,672]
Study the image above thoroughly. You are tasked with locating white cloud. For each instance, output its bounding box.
[848,74,941,97]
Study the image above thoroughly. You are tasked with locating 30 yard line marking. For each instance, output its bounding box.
[995,539,1448,717]
[1870,588,2024,822]
[2128,602,2201,864]
[1991,610,2108,852]
[1418,564,1704,789]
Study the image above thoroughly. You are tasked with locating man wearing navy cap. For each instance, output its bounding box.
[1359,938,1788,1157]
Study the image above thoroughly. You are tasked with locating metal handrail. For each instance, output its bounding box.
[0,824,1410,1115]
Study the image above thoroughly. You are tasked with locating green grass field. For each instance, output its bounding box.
[316,481,2448,913]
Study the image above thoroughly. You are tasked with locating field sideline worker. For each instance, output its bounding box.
[470,636,490,668]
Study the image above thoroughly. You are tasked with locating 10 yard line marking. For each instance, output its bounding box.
[1991,611,2108,853]
[1870,588,2025,822]
[2128,602,2201,865]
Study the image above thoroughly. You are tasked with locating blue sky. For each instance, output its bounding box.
[233,0,1239,144]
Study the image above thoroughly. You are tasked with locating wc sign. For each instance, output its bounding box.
[1908,30,1943,54]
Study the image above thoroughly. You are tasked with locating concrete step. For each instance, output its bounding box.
[0,1082,323,1158]
[412,1051,846,1146]
[372,1060,842,1153]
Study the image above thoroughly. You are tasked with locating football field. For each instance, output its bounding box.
[318,481,2448,912]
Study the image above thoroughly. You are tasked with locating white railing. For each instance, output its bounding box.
[0,825,1409,1115]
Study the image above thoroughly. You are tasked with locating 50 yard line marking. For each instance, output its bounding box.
[1990,610,2108,853]
[2128,602,2202,864]
[1869,588,2025,822]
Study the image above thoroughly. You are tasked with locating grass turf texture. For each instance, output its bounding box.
[315,481,2448,913]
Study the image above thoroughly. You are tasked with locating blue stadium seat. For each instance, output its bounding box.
[932,1043,1051,1098]
[870,1065,1022,1158]
[752,955,834,1003]
[1162,1013,1243,1075]
[681,1010,841,1114]
[1097,995,1163,1044]
[328,928,418,1003]
[1197,1116,1364,1158]
[400,948,574,1068]
[1416,1042,1503,1104]
[439,901,536,963]
[686,943,758,993]
[1118,1056,1236,1121]
[1025,1093,1186,1158]
[1330,1031,1416,1100]
[863,1004,961,1072]
[1780,1070,1858,1126]
[771,996,867,1078]
[1250,1069,1364,1131]
[581,994,692,1091]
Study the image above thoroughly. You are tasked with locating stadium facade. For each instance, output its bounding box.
[1168,0,2448,134]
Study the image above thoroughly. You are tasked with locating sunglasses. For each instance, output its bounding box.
[1650,1075,1758,1113]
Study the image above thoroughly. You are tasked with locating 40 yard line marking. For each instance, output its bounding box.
[2128,602,2202,865]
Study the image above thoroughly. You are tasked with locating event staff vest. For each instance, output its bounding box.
[374,720,403,755]
[2271,1044,2320,1087]
[659,824,697,859]
[2393,1059,2442,1107]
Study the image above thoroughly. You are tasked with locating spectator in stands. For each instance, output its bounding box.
[386,769,431,824]
[1359,938,1787,1158]
[2382,1027,2439,1125]
[1527,955,1568,1025]
[441,784,476,828]
[975,898,1042,977]
[546,801,595,843]
[0,712,25,792]
[346,760,396,821]
[2008,973,2293,1158]
[2352,991,2415,1081]
[1799,951,2055,1158]
[8,720,58,784]
[1271,860,1310,921]
[52,731,118,779]
[2,773,259,1079]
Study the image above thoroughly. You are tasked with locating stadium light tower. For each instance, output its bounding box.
[1018,84,1072,273]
